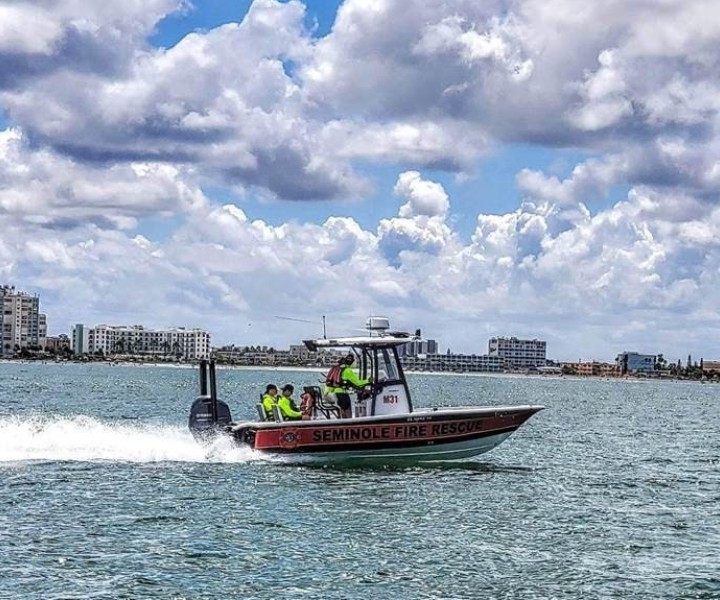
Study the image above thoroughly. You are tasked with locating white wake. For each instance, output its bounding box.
[0,414,257,464]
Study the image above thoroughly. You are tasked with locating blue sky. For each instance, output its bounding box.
[1,0,718,360]
[151,0,342,47]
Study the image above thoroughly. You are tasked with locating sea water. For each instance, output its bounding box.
[1,362,718,599]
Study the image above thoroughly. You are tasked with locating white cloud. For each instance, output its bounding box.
[394,171,449,217]
[2,171,720,358]
[2,0,720,202]
[0,5,64,55]
[0,128,205,229]
[1,0,370,200]
[414,15,533,81]
[377,173,454,264]
[1,0,720,360]
[570,49,634,131]
[0,0,183,89]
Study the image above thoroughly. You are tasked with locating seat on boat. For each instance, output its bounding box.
[256,403,267,421]
[272,405,283,422]
[299,385,340,420]
[316,389,342,420]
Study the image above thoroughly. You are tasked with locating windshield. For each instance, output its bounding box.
[376,348,400,382]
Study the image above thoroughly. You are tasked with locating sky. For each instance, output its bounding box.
[1,0,720,362]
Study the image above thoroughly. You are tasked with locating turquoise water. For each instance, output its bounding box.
[1,362,719,599]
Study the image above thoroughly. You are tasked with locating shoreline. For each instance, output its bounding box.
[0,358,714,384]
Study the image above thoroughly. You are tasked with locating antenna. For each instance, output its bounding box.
[274,315,327,339]
[274,315,317,324]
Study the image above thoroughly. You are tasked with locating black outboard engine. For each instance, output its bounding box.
[189,360,233,441]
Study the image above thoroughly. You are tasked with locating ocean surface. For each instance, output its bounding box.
[1,362,718,600]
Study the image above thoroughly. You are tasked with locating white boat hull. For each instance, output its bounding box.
[229,406,543,464]
[277,430,515,463]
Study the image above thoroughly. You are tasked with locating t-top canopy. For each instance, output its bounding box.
[304,333,415,351]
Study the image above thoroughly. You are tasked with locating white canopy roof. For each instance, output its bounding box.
[304,334,417,350]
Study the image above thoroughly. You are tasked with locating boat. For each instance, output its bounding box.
[188,318,544,463]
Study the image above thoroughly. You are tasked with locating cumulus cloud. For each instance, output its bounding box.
[0,0,370,200]
[305,0,720,150]
[0,128,205,229]
[0,4,64,55]
[1,0,720,359]
[413,14,533,81]
[0,0,183,88]
[394,171,449,217]
[377,173,454,264]
[3,171,720,358]
[3,0,718,202]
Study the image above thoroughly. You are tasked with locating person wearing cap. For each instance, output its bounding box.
[325,354,369,418]
[277,384,303,421]
[261,384,279,420]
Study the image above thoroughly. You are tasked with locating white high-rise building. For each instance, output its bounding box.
[71,324,211,359]
[488,336,547,369]
[1,285,47,356]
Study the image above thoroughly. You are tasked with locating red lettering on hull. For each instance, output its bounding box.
[252,413,525,451]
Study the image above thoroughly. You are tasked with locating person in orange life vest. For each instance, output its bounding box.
[277,384,302,421]
[299,387,316,420]
[325,354,369,418]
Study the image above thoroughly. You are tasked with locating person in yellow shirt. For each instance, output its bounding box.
[325,354,369,418]
[261,384,279,420]
[277,384,302,421]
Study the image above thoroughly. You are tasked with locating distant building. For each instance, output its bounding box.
[397,339,439,357]
[616,352,656,374]
[72,323,90,355]
[488,337,546,369]
[562,361,621,377]
[45,334,71,353]
[701,360,720,373]
[71,324,210,359]
[401,353,503,373]
[0,285,47,356]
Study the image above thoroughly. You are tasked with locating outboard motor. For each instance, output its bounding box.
[189,360,233,441]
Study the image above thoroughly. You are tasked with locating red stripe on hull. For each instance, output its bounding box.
[252,413,531,452]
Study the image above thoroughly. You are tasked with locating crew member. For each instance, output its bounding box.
[325,354,369,418]
[277,384,302,421]
[300,387,316,420]
[261,384,279,420]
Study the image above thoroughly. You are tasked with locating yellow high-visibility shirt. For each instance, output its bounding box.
[277,396,302,419]
[262,393,277,418]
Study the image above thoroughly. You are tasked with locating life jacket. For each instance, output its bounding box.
[325,364,344,388]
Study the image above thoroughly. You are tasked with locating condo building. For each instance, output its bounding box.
[401,353,503,373]
[488,336,547,369]
[616,351,656,374]
[71,324,211,359]
[0,285,47,356]
[397,339,439,357]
